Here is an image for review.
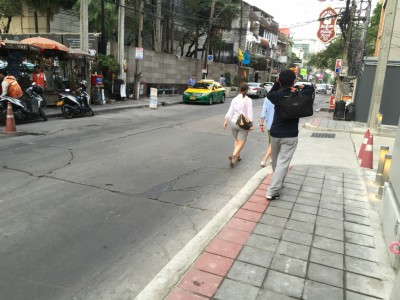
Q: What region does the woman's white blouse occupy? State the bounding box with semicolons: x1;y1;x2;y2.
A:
225;94;253;123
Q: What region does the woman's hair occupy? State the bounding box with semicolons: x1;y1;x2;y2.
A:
278;70;297;87
239;82;249;97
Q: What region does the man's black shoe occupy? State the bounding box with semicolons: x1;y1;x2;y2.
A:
266;194;280;200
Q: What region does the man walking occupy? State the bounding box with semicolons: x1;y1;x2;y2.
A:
265;70;314;200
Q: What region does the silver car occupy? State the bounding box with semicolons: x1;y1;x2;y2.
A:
247;82;267;98
316;84;328;94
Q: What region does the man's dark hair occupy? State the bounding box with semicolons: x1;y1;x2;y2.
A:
0;69;7;76
279;70;296;87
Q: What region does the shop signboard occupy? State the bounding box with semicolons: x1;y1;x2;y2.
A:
335;59;342;73
317;7;338;44
135;47;144;60
63;34;98;51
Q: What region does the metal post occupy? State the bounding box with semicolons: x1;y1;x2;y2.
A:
203;0;216;79
134;0;144;100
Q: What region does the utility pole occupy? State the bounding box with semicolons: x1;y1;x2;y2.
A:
100;0;106;54
80;0;89;53
155;0;162;52
203;0;216;79
358;0;372;68
335;0;356;102
118;0;126;83
134;0;144;100
367;0;398;128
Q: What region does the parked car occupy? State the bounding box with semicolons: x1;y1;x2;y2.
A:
183;80;225;105
296;81;316;100
247;82;267;98
316;83;328;94
262;82;274;92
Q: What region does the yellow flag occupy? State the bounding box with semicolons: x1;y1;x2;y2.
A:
238;48;244;62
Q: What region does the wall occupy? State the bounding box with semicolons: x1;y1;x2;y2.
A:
353;58;400;125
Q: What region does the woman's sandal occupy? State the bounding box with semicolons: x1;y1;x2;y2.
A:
236;155;242;162
229;155;236;168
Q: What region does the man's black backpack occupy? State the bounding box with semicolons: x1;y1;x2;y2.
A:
280;91;314;119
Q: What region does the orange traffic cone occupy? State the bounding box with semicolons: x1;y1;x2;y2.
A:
360;135;373;169
358;130;370;159
4;101;16;134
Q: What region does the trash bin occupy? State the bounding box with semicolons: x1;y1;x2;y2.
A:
345;103;355;121
113;79;125;100
333;100;346;120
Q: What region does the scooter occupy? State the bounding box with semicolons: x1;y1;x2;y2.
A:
0;92;47;123
57;80;94;119
25;83;46;108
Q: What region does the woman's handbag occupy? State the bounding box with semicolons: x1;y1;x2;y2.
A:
236;114;253;130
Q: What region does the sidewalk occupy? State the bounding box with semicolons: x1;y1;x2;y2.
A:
136;114;397;300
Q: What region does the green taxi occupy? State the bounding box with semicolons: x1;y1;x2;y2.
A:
183;80;225;105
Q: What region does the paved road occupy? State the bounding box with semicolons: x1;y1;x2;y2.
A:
0;98;274;300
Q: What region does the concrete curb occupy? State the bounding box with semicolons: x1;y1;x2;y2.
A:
304;123;396;138
45;101;183;119
135;166;271;300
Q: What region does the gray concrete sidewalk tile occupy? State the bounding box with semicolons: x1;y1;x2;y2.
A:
319;201;344;212
260;214;287;228
227;261;267;287
320;195;344;204
298;191;321;201
266;207;291;218
286;220;315;234
292;166;308;171
280;188;300;197
346;291;383;300
318;208;344;220
310;248;343;269
316;216;344;230
258;289;297;300
344;188;367;196
300;186;322;194
269;200;295;210
282;229;313;246
346;273;385;299
322;189;343;197
290;211;317;224
308;263;344;288
322;184;344;192
306;173;325;179
293;204;318;215
283;182;302;191
289;169;307;176
247;234;280;252
270;254;307;278
214;278;260;300
315;225;344;241
344;182;366;190
284;177;304;185
296;197;320;208
345;231;375;247
324;175;343;182
345;256;382;279
254;223;284;239
345;243;379;262
323;179;344;187
276;241;310;260
313;236;344;254
345;206;369;217
345;222;373;236
302;180;323;189
238;246;274;268
304;177;323;184
345;199;368;209
345;193;368;201
279;194;297;203
303;280;343;300
285;174;305;181
264;270;305;298
345;213;371;226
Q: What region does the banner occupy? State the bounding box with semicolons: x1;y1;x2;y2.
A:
317;7;338;44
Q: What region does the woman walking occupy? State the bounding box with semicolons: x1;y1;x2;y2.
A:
223;82;253;168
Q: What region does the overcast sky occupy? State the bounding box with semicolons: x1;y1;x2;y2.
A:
244;0;379;42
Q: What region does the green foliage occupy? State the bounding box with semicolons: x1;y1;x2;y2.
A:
93;54;120;74
0;0;22;33
26;0;75;21
366;1;382;56
224;72;231;87
306;38;343;70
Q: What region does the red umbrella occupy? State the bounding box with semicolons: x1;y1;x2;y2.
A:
20;37;69;52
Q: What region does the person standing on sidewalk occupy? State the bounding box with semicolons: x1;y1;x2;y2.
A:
265;70;314;200
219;74;226;87
188;74;196;87
223;82;253;167
260;96;275;167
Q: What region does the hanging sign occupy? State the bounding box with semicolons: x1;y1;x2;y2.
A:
335;59;342;73
317;7;338;44
135;47;144;60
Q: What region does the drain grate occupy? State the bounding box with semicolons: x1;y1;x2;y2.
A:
311;133;336;138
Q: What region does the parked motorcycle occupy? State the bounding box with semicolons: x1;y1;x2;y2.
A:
0;91;47;123
25;83;46;108
57;80;94;119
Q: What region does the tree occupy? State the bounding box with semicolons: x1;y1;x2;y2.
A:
365;1;382;56
0;0;22;33
307;38;343;70
26;0;76;32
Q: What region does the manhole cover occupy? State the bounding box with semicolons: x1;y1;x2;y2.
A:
311;133;336;138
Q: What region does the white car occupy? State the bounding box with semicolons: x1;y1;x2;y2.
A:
262;82;274;92
246;82;267;98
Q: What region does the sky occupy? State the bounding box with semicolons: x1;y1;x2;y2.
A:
244;0;379;42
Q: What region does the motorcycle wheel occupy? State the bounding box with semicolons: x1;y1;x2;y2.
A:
39;107;47;121
62;105;74;119
89;107;95;116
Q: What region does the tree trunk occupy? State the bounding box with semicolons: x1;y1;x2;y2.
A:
169;0;175;54
34;11;39;33
46;10;51;33
154;0;162;52
194;27;199;59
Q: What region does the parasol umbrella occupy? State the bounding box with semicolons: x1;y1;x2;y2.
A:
20;37;69;52
0;40;40;54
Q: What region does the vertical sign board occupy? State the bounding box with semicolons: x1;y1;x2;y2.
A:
335;59;342;73
149;87;158;109
135;47;144;60
317;7;338;44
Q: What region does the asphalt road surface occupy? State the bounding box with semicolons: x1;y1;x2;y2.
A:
0;93;330;300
